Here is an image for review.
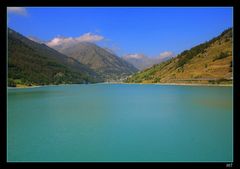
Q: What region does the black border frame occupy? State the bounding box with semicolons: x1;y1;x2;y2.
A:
1;0;239;168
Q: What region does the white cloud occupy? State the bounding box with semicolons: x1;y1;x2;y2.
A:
124;54;145;59
124;51;174;60
46;33;104;47
47;37;74;47
158;51;174;59
7;7;27;16
77;33;104;42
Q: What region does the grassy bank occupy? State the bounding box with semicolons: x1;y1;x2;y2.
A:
120;82;233;87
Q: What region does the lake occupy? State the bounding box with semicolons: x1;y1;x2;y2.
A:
7;84;233;162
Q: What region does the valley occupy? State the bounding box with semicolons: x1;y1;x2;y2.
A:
8;28;233;87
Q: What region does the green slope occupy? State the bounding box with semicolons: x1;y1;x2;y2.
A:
8;28;102;87
125;28;233;85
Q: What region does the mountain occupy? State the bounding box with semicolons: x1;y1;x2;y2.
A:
125;28;233;85
122;53;174;70
122;54;153;70
50;42;138;81
8;28;102;87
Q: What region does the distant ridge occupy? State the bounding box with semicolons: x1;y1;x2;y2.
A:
122;53;173;70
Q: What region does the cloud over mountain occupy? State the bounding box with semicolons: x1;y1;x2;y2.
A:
159;51;174;59
46;33;104;48
123;52;174;70
124;54;145;59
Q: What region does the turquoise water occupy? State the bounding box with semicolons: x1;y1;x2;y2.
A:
7;84;233;162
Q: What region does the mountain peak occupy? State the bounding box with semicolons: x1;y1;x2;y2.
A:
50;40;138;81
8;28;103;86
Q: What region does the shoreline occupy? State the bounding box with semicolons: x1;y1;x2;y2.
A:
120;82;233;87
8;83;73;89
8;82;232;89
8;85;41;89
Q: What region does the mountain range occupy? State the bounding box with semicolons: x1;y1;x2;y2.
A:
7;28;138;87
50;42;138;81
8;27;232;87
122;52;174;70
125;28;232;85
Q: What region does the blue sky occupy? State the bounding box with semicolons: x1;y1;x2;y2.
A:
7;7;233;57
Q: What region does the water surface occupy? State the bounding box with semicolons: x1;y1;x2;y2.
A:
7;84;233;162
